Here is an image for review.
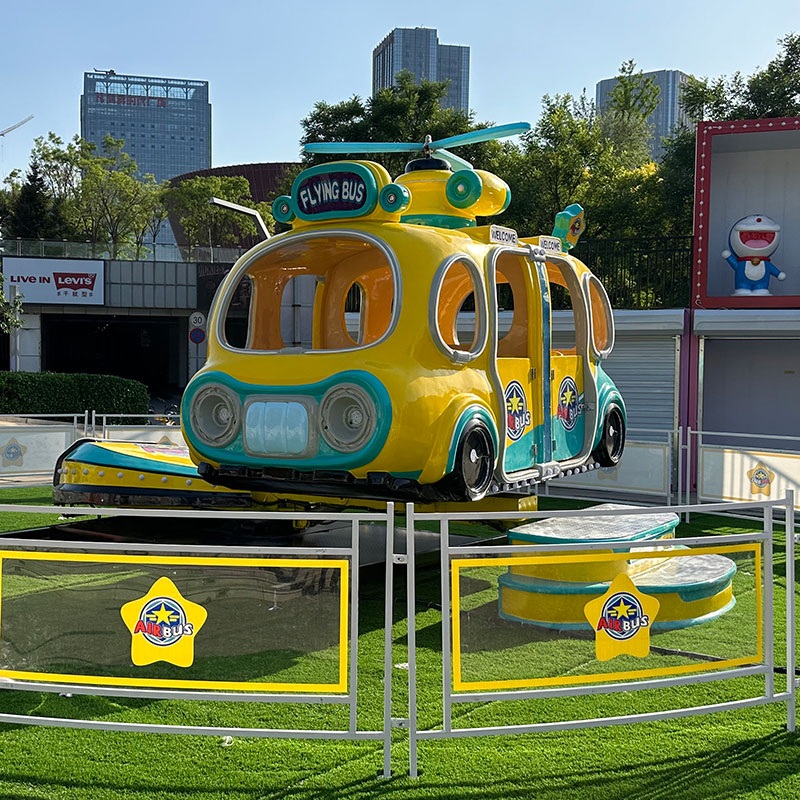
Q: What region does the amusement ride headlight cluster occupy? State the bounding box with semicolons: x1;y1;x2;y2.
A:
319;385;376;453
190;384;241;447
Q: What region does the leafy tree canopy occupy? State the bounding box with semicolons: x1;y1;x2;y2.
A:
166;175;273;248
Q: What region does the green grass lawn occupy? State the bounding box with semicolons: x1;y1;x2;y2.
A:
0;490;797;799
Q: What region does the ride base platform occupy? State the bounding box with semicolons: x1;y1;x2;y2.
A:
498;504;737;631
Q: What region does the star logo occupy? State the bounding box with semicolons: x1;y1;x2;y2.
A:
557;376;581;431
747;462;774;496
507;391;523;413
504;380;531;442
120;577;207;667
1;438;27;468
583;574;659;661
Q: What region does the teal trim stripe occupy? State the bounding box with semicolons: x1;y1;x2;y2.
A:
497;563;736;599
446;406;499;475
400;213;476;229
508;519;679;545
182;369;392;471
64;442;199;477
504;426;536;472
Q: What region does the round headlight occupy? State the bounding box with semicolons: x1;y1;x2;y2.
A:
319;385;376;453
190;384;241;446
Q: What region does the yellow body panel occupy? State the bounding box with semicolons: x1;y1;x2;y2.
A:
179;159;623;502
191;222;500;483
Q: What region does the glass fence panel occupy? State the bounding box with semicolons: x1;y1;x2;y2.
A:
452;542;760;691
0;554;349;692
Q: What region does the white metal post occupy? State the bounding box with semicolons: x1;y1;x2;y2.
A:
764;503;775;699
406;503;418;778
686;427;693;523
348;518;360;734
677;426;683;508
382;502;394;778
666;429;673;507
786;490;796;732
440;518;452;733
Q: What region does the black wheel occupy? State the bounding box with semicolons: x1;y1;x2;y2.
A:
592;404;626;467
451;420;495;501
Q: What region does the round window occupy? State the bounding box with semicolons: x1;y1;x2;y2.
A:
430;256;487;363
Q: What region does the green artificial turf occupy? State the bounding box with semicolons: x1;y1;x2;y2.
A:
0;491;796;799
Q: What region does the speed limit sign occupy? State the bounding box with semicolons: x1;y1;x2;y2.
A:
190;311;206;328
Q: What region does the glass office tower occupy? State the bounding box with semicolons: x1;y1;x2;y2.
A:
80;71;211;245
80;71;211;183
596;69;690;160
372;28;470;112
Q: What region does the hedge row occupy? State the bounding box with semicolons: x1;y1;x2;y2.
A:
0;372;150;416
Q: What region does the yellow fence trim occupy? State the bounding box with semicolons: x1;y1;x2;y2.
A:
451;542;762;692
0;552;350;693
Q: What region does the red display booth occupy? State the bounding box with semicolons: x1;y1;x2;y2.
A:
692;116;800;309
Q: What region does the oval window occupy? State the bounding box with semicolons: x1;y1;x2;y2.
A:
585;274;614;358
430;256;487;362
220;235;397;352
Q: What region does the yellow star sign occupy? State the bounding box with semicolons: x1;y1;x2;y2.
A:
747;462;775;496
120;577;207;668
561;387;575;405
1;438;27;468
583;574;660;661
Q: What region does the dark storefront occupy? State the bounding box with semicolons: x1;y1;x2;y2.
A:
42;315;183;394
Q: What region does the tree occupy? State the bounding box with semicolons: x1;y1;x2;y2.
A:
0;274;24;334
4;160;60;240
655;127;696;235
64;136;152;257
166;175;273;247
300;70;500;178
598;60;661;168
681;33;800;122
130;179;169;257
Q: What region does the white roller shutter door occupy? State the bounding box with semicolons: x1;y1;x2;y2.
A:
552;333;678;432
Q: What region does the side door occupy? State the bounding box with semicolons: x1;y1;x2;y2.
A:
547;259;587;461
493;251;540;474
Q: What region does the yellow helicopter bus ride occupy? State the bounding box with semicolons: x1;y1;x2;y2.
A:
179;123;626;503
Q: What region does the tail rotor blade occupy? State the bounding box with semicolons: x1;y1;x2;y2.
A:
435;149;473;171
430;122;531;150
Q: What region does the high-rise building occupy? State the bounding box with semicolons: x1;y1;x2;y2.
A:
80;71;211;244
595;69;690;160
80;70;211;183
372;28;470;112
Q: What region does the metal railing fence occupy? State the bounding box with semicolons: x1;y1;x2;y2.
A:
405;493;796;777
0;497;794;776
0;237;247;265
0;502;396;776
572;236;693;309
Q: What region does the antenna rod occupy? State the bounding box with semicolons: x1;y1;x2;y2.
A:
209;197;270;241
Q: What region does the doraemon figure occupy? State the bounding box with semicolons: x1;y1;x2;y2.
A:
722;215;786;296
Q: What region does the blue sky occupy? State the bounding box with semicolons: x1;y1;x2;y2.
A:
0;0;796;181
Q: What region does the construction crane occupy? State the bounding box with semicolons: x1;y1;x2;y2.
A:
0;115;34;139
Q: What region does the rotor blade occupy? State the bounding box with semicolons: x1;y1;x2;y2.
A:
429;122;532;150
435;148;473;171
0;114;34;138
304;141;422;154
